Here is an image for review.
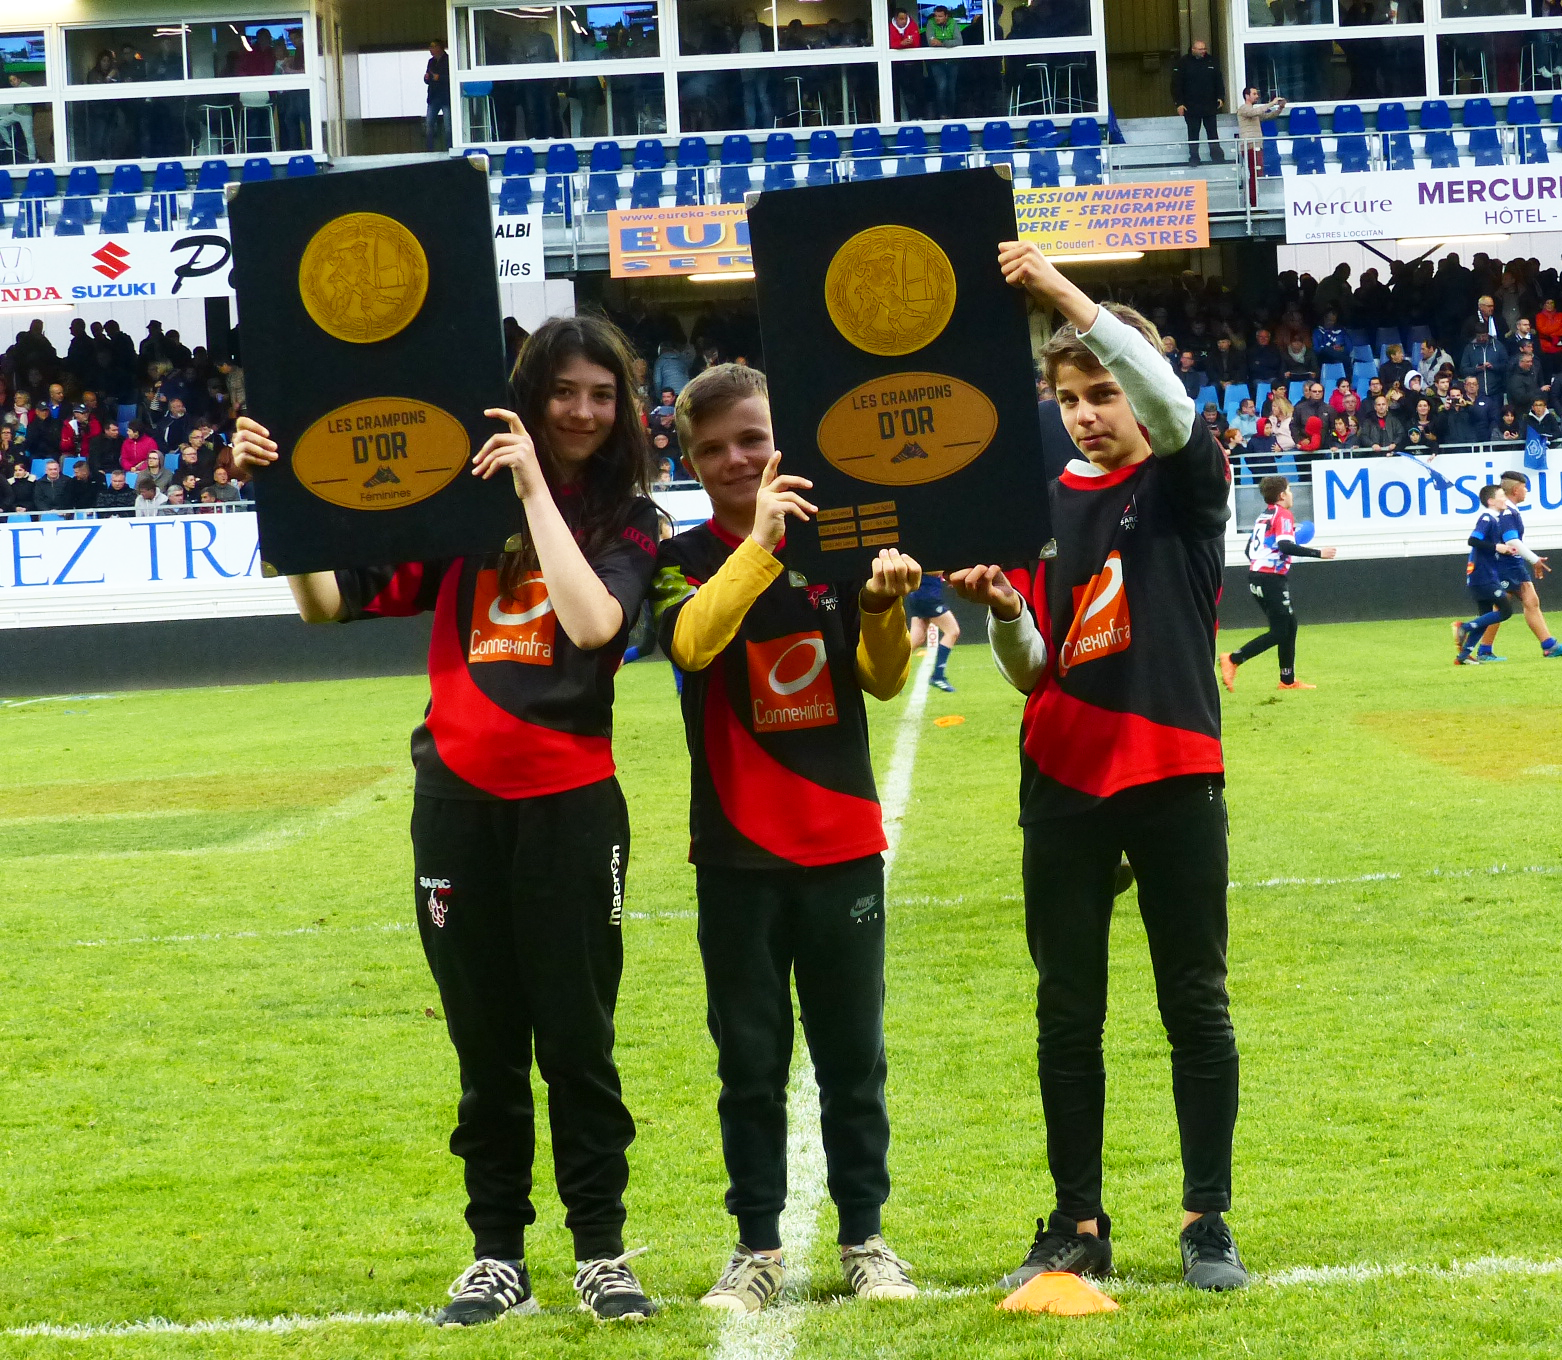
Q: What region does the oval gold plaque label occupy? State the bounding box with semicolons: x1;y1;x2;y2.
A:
816;373;997;486
292;398;470;511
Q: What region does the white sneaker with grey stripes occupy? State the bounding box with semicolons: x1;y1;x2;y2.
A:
700;1244;785;1314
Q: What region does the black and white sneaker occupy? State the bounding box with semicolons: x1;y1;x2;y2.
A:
433;1258;538;1327
574;1247;657;1321
998;1211;1112;1290
1179;1212;1249;1291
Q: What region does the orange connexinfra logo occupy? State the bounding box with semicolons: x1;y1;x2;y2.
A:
1059;551;1130;675
468;569;556;665
746;631;839;732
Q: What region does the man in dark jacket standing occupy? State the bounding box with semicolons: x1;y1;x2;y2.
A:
424;38;451;152
1172;39;1225;166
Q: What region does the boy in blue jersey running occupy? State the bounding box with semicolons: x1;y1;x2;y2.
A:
906;573;961;692
1454;485;1522;666
1474;470;1558;661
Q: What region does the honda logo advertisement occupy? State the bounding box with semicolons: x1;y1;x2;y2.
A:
0;232;235;305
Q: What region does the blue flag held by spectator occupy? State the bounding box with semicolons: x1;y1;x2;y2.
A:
1526;423;1549;471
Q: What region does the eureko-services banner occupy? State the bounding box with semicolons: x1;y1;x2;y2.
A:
1282;165;1562;244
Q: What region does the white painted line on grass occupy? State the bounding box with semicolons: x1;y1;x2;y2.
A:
0;692;123;709
1231;863;1562;891
712;645;937;1360
12;1255;1562;1337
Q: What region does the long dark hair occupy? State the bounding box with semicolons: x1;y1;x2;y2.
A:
500;314;651;589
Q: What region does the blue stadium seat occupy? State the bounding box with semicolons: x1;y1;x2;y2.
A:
1425;130;1459;169
30;459;48;478
588;142;623;213
66;165;99;198
938;123;971;172
544;143;578;217
1287;381;1307;403
1462;97;1495;128
1070;147;1102;184
1470;126;1502;167
500;176;533;214
1277;452;1300;481
981;120;1014;168
1286;105;1322;137
763;132;797;192
15;167;56;238
1029;148;1060;187
895;125;927;176
1261;126;1281;176
1223;382;1251;412
1026;119;1061;147
630;140;664;206
1385;131;1415;171
1253;381;1271;411
1292;137;1326;175
1348;328;1371;349
145;196;176;232
240;157;273;183
807;129;840;186
505;146;537;177
1508;95;1540;126
62;457;83;477
196;159;229;190
286;155;317;177
1069;117;1102;147
1237;457;1254;486
1332;104;1366;135
1550;94;1562;124
1520;125;1550;165
188;191;224;229
1195;384;1219;412
1419;99;1452;130
101;195;136;233
1337;134;1369;172
109;164;141;196
1407;324;1433;349
1321;362;1346;390
675;136;708;205
151;161;185;193
1353;361;1379;395
719;136;753;202
850;127;885;180
1374;327;1400;360
58;166;98;235
1376;102;1410;133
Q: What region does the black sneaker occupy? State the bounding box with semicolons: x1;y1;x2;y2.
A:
575;1247;657;1321
998;1211;1112;1289
434;1258;539;1326
1180;1212;1249;1291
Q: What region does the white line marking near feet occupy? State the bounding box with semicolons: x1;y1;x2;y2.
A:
1230;863;1562;891
712;646;937;1360
5;1311;428;1339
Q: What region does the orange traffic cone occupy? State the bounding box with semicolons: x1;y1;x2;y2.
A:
998;1272;1120;1316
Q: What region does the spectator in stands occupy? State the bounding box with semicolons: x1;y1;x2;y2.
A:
1323;413;1355;452
43;382;66;420
1292;381;1329;444
121;419;157;474
1535;299;1562;383
1159;334;1180;365
1359;394;1403;453
1404;399;1439;453
1267;392;1297;451
1328;376;1353;412
144;449;173;493
58;404;100;459
1281;337;1318;385
1461;294;1500;348
1444;382;1491;446
1460;330;1507;399
68;458;98;511
209;465;240;503
177;470;202;503
33;459;72;512
1233;396;1258;440
1493;404;1525;444
1295;415;1324;463
1506;348;1544;413
1200;402;1223;440
157;397;193;452
888;6;921;48
1205;334;1246;396
1527;395;1561;442
7;389;33;442
1312;310;1350;376
1246;417;1278;477
98;468;135;512
88;419;121;479
1175;350;1205;399
172;441;213;486
0;424;16;476
4;459;34;513
25;403;61;461
160;484;188;514
1507;314;1537;352
133;473;167;516
1247;326;1283;386
1379;343;1412;391
423;38;451;152
1235;86;1284;201
1171;38;1224;166
1417;338;1454;388
1313;263;1353;323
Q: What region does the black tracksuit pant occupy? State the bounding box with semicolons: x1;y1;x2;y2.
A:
1184;108;1223;161
1232;573;1297;676
411;779;636;1263
1021;775;1237;1222
696;855;890;1251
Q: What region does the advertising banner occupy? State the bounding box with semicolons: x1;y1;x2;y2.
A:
0;230;235;305
607;204;751;278
1282;165;1562;244
1014;180;1209;254
491;210;545;282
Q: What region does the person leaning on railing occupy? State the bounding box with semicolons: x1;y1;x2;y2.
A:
1235;87;1285;200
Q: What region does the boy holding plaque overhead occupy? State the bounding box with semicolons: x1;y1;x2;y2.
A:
232;316;662;1326
950;242;1247;1293
651;363;921;1312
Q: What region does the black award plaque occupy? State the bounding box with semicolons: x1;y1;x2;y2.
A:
747;166;1049;580
230;158;518;576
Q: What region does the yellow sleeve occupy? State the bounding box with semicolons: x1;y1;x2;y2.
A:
669;536;783;672
855;597;910;701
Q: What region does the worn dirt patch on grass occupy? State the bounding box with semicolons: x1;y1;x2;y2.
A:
1356;708;1562;780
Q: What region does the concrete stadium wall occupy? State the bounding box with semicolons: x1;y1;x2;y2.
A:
1;555;1471;696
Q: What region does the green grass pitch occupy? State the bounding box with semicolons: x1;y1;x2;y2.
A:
2;616;1560;1357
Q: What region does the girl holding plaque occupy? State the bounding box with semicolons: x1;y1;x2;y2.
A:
232;315;662;1327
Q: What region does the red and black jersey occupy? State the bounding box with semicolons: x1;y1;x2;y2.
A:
1008;422;1231;822
653;521;885;869
336;496;660;801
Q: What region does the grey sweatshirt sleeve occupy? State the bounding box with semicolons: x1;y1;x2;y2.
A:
1077;305;1198;456
988;606;1047;694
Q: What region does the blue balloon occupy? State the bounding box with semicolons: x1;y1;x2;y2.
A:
1295;521;1316;545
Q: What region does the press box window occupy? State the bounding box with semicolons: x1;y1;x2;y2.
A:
471;4;661;63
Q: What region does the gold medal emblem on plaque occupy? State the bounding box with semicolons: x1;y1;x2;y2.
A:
824;226;957;357
298;212;429;344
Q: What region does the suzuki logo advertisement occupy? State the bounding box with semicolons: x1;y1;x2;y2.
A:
0;232;235;304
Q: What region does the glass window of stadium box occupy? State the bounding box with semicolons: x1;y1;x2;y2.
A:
1246;36;1426;101
1439;0;1526;15
1244;0;1336;29
471;3;661;64
678;60;879;130
892;49;1095;119
186;20;308;78
62;21;304;85
478;72;666;137
65;90;313;160
1339;0;1425;22
0;31;48;88
0;101;54;165
998;0;1091;39
1438;29;1562;93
